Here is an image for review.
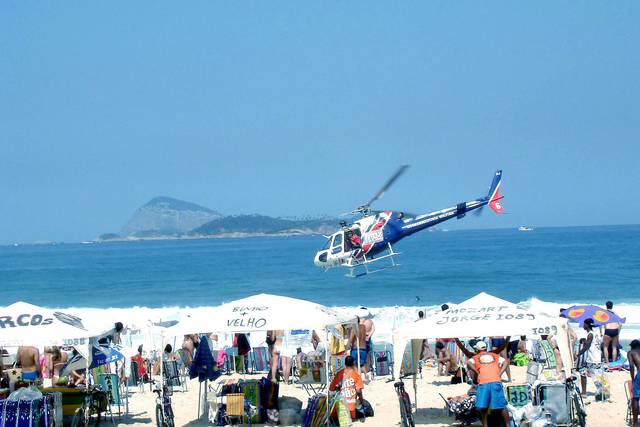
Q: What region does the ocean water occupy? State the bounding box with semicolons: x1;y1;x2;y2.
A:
1;225;639;342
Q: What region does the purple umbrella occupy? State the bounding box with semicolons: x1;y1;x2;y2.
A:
560;305;625;326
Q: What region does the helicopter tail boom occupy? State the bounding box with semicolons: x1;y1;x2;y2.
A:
487;170;504;214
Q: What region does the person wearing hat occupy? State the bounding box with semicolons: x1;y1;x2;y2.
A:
466;341;511;427
628;339;640;427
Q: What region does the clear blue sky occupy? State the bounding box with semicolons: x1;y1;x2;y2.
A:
1;2;638;243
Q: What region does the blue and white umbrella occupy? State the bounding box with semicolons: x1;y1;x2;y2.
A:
61;341;126;376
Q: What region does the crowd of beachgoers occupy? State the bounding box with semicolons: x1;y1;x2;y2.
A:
1;298;639;427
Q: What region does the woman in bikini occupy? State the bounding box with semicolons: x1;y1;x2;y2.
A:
603;300;621;363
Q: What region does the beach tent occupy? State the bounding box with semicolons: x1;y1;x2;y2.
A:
162;293;351;337
162;293;353;420
0;301;95;347
392;292;573;382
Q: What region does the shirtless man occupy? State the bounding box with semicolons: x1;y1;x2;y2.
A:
435;342;453;376
629;340;640;427
348;317;369;377
363;316;375;378
603;301;622;363
17;346;40;382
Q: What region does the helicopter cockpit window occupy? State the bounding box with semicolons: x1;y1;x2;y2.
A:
322;237;332;250
333;233;343;249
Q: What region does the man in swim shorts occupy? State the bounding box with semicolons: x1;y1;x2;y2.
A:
348;317;369;379
603;300;622;363
16;346;40;382
466;341;510;427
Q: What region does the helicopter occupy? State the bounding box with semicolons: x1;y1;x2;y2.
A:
313;166;504;277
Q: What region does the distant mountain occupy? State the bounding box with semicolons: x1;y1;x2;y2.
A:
121;196;223;236
191;214;337;236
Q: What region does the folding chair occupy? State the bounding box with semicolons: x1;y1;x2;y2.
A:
128;360;144;392
98;372;122;422
400;343;419;379
163;360;187;392
297;354;327;396
506;383;532;408
373;350;393;378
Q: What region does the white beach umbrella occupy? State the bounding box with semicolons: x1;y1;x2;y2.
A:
0;301;96;347
162;293;350;338
392;292;572;380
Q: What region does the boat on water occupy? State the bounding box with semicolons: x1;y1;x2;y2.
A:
518;226;534;232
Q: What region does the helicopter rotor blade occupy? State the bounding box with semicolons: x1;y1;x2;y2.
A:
364;165;410;208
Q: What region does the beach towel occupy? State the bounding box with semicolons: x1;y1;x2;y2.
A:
540;341;557;369
163;361;182;387
189;336;219;382
330;354;346;375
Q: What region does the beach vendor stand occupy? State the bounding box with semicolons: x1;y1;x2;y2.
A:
161;293;354;424
392;292;573;412
0;301;100;425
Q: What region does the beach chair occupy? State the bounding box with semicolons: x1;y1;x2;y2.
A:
625;380;633;425
297;354;327;396
98;372;122;421
400;343;420;379
373;350;393;378
163;360;187;393
128;360;144;392
506;383;532;408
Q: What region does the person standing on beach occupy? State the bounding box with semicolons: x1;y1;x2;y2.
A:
363;315;375;380
348;317;369;378
603;300;622;363
629;340;640;427
575;318;603;396
16;346;40;382
466;341;511;427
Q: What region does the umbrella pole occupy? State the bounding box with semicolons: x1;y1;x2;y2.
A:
325;328;330;427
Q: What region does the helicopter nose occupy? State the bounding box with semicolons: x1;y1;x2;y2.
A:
314;250;328;267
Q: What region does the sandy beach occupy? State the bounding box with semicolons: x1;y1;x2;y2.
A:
119;365;632;426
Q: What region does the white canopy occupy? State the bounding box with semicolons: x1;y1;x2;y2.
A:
0;301;95;347
392;292;572;380
162;293;349;338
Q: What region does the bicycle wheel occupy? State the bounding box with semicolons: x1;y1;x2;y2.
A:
398;391;415;427
71;407;86;427
165;406;175;427
572;393;586;427
156;404;165;427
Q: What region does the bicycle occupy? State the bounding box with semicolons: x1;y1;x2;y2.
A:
565;376;586;427
70;387;108;427
394;381;415;427
153;381;175;427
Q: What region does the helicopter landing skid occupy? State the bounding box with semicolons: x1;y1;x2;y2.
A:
343;243;400;278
